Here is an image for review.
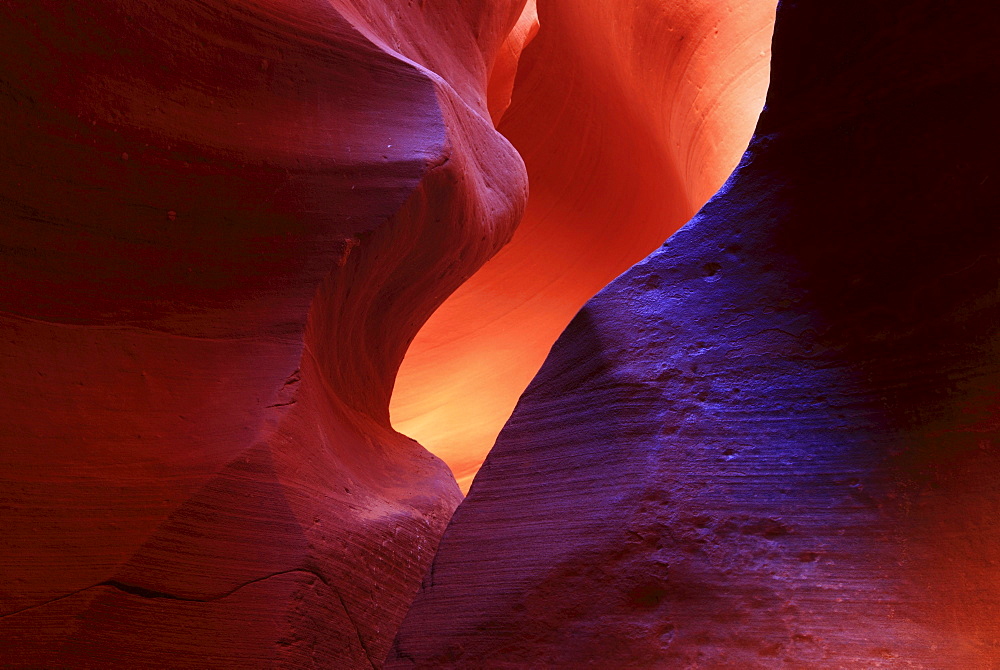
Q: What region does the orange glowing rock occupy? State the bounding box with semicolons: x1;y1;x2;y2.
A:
487;0;540;124
391;0;777;491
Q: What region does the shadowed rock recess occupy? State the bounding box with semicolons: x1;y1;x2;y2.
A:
387;1;1000;668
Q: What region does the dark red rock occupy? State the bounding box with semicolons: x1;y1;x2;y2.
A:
387;1;1000;667
0;1;527;667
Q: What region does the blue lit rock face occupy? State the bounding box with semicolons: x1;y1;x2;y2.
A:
387;1;1000;667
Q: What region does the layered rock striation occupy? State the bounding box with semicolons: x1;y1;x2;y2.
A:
0;1;527;667
388;0;1000;667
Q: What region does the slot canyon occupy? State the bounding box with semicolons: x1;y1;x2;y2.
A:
0;1;997;669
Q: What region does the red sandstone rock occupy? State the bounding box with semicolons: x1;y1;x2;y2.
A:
391;0;776;491
0;1;527;667
486;0;539;124
387;1;1000;667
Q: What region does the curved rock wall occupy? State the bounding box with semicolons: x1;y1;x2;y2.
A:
391;0;777;491
7;0;997;667
0;1;526;667
388;0;1000;667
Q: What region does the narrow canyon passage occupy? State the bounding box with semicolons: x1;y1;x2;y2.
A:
388;0;1000;666
0;0;780;660
2;0;998;668
391;0;777;492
